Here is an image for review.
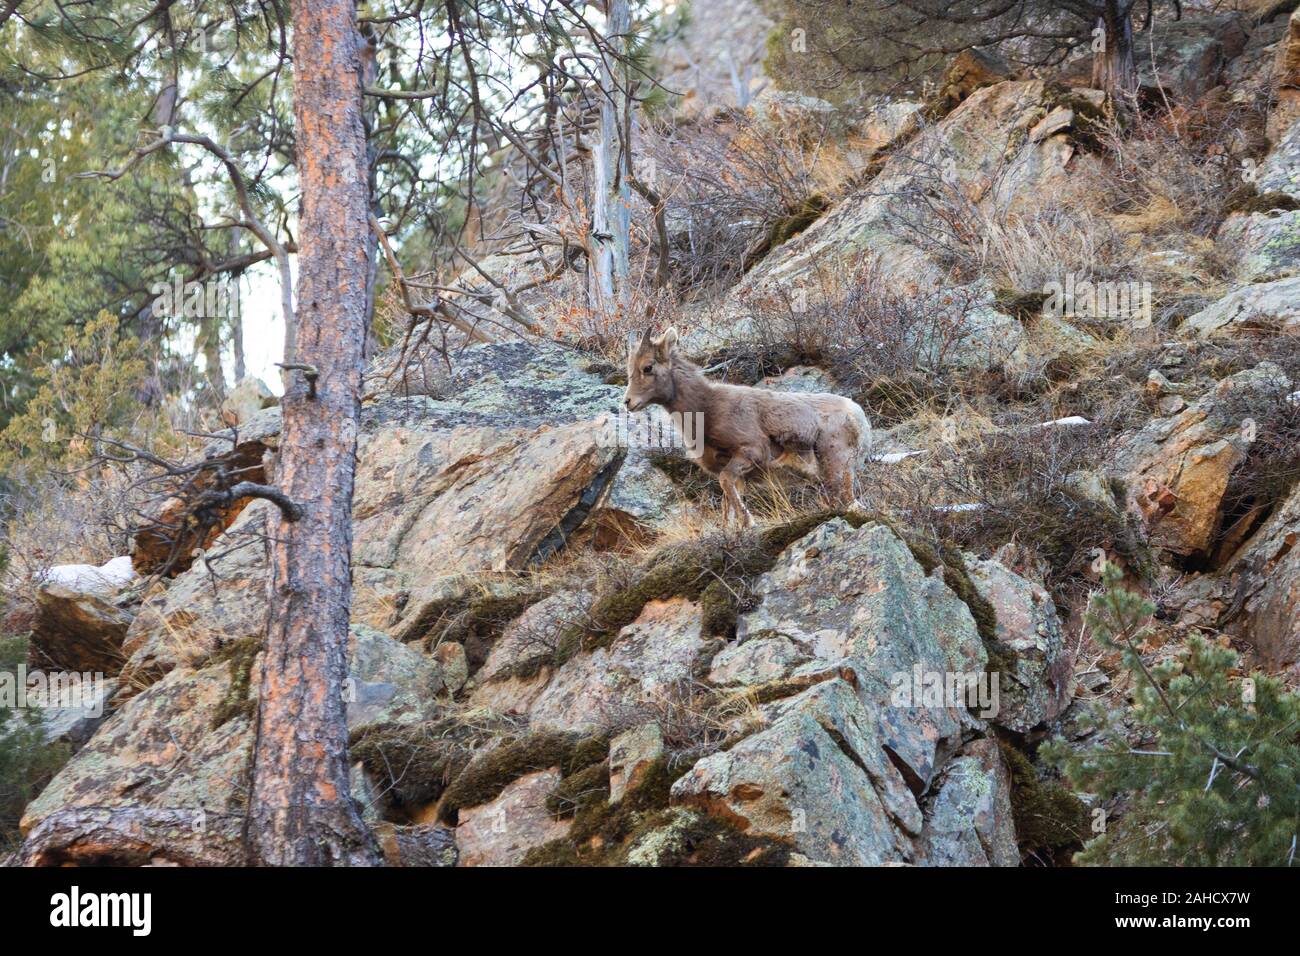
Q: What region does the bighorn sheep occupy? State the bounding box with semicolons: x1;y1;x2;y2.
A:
623;327;872;527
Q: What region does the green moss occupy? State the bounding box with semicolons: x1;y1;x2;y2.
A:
1040;82;1112;152
349;719;487;813
994;287;1050;323
438;729;609;822
483;651;554;685
997;737;1089;863
211;636;261;729
622;808;792;866
546;760;611;817
521;752;792;866
768;193;831;248
410;588;550;674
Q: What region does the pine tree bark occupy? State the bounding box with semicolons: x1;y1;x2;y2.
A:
246;0;381;867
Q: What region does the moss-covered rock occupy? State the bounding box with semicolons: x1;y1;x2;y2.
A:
438;729;609;822
520;751;793;867
210;636;261;729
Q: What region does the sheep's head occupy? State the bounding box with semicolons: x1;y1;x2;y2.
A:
623;327;678;412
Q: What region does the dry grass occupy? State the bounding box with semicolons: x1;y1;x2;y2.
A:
609;677;767;757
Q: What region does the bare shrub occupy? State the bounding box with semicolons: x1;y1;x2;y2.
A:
0;468;147;630
1216;383;1300;557
1099;92;1272;239
739;255;996;422
643;107;842;294
866;415;1153;598
609;677;763;759
881;125;1134;292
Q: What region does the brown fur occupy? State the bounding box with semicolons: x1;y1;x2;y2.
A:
624;328;872;527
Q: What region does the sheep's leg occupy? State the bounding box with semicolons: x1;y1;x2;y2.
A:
816;437;856;509
772;446;820;480
718;471;736;526
719;456;757;529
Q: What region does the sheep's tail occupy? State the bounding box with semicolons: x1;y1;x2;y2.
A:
851;400;873;463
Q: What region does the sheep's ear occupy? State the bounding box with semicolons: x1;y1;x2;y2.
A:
627;329;642;357
655;326;678;359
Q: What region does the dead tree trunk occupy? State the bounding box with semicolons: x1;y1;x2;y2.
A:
588;0;631;319
1091;2;1138;99
245;0;381;867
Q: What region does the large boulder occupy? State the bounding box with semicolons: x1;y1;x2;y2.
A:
1193;117;1300;332
455;768;572;867
1135;15;1246;102
737;518;986;786
35;677;119;750
524;597;711;733
1218;209;1300;285
1110;362;1293;558
732;80;1088;302
120;343;636;686
966;557;1072;732
30;585;133;675
1183;274;1300;336
120;500;279;686
21;656;255;840
1199;476;1300;668
30;556;137;675
1213;117;1300;289
219;376;277;427
728;80;1112;371
356;412;621;642
368;339;620;421
671;678;922;865
915;738;1018;867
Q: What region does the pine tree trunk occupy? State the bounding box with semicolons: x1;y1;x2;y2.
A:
246;0;381;867
588;0;631;319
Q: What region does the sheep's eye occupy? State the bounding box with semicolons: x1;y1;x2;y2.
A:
642;364;654;375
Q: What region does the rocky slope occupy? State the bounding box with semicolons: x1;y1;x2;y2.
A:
12;3;1300;866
